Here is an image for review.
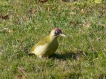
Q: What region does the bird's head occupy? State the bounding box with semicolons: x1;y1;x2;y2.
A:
50;28;66;37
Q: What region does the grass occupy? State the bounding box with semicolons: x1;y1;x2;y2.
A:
0;0;106;79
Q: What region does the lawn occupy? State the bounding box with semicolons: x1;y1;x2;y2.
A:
0;0;106;79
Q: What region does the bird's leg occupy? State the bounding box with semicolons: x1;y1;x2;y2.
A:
38;55;43;59
37;55;49;59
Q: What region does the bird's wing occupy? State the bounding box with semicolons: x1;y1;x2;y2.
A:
30;35;49;53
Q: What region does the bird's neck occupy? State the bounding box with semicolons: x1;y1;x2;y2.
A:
49;34;57;42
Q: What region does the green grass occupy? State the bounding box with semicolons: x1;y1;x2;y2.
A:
0;0;106;79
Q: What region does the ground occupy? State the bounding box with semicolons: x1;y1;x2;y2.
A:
0;0;106;79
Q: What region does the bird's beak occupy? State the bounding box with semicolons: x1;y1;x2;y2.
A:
60;33;66;37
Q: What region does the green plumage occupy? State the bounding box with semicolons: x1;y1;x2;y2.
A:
30;35;58;58
29;28;65;58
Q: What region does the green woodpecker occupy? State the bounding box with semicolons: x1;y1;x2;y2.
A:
29;28;66;58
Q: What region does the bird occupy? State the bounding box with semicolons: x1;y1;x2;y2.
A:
29;28;66;58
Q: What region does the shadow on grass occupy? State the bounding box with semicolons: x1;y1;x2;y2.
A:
49;51;79;60
99;74;106;79
50;51;99;60
28;51;78;60
27;48;99;61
